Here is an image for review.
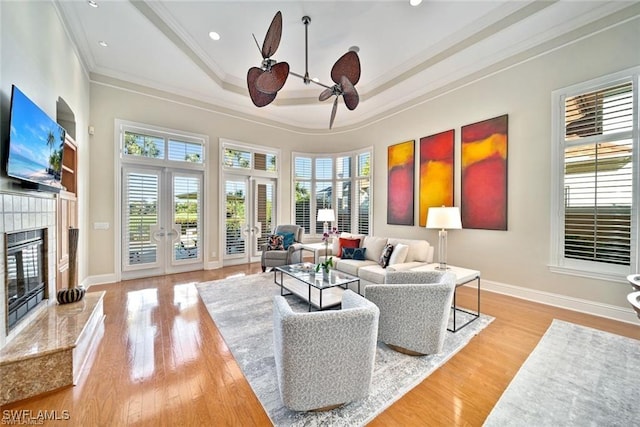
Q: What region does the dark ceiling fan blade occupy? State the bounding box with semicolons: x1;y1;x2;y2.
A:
255;62;289;94
247;67;276;107
331;51;361;86
329;96;339;129
318;87;334;102
261;11;283;59
341;76;359;111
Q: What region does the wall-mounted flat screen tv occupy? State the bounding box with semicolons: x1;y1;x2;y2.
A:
6;85;65;192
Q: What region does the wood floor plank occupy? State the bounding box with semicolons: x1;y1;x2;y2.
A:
1;263;638;426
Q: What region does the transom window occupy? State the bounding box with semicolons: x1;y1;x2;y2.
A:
123;128;204;165
293;149;371;236
551;68;639;280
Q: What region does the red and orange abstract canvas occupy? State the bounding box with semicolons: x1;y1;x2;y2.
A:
387;140;415;225
419;130;454;227
461;115;508;230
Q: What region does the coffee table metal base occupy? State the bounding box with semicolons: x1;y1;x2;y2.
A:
274;267;359;311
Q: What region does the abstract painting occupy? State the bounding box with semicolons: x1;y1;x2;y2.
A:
419;130;455;227
461;115;508;230
387;140;415;225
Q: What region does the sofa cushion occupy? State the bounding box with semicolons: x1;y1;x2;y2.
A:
337;237;361;257
362;236;389;262
387;238;431;262
358;264;387;284
386;262;428;272
334;259;377;276
379;243;394;268
277;231;295;249
342;247;367;260
266;234;284;250
388;243;409;265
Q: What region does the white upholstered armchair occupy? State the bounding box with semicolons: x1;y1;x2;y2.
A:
365;270;455;355
261;224;304;272
272;290;379;412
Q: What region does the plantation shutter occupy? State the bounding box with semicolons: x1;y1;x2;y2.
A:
336;156;351;233
562;81;634;266
357;152;371;235
124;171;159;267
173;175;201;260
295;157;312;233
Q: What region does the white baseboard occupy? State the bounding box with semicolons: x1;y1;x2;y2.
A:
82;274;118;289
205;260;222;270
481;279;640;325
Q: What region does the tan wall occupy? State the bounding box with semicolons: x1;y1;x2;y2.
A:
87;16;640;312
0;1;91;285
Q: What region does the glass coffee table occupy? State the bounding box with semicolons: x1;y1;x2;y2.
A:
274;263;360;311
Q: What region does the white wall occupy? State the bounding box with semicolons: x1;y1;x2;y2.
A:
86;14;639;317
0;2;91;285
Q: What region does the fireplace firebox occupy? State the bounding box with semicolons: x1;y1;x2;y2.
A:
5;229;46;331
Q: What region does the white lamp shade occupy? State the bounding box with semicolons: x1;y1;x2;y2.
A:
317;209;335;222
426;207;462;230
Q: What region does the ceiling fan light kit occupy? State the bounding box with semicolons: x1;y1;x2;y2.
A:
247;11;361;129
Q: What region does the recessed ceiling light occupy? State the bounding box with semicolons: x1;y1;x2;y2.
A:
98;41;108;47
88;0;98;8
208;31;221;41
410;0;422;6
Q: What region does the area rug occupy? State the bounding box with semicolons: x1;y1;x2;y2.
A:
196;273;493;426
484;319;640;426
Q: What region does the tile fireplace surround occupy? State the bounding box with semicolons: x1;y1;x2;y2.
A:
0;192;57;348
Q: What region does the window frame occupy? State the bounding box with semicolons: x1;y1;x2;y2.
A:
550;67;639;282
292;148;373;238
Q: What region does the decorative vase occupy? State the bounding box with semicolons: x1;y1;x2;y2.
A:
57;227;85;305
322;267;330;282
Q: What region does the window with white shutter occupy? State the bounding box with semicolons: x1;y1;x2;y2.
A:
551;69;638;280
293;148;372;237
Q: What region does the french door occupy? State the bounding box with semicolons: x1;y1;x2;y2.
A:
223;175;276;265
122;165;203;279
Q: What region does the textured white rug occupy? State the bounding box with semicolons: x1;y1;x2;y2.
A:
484;319;640;426
196;272;493;426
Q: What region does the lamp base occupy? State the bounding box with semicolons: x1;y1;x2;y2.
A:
435;265;450;270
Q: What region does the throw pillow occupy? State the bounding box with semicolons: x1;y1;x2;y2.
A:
342;247;367;260
337;237;360;257
379;243;394;268
277;231;295;249
388;243;409;265
266;234;284;251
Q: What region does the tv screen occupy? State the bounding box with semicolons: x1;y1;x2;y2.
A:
6;85;65;191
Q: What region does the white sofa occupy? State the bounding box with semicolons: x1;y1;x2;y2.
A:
324;233;435;293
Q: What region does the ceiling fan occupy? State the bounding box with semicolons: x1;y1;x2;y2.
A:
247;11;361;129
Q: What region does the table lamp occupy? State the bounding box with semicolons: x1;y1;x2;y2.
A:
426;206;462;270
317;209;335;234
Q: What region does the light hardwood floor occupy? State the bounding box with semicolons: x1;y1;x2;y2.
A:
2;263;639;426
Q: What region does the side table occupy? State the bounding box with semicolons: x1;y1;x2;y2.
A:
411;263;481;332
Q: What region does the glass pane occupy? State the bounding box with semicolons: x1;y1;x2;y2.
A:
254;153;277;172
125;172;158;265
295;157;312;179
336;180;351;233
295;181;311;233
168;139;203;163
564;140;632;265
174;175;200;260
256;182;274;252
357;178;370;235
124;131;164;159
316;158;332;180
224;149;251;169
565;82;633;140
225;181;246;255
336;156;351;178
315;182;333;234
358;152;371;177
